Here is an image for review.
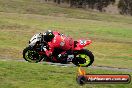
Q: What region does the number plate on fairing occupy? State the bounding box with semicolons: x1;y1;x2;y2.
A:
80;40;87;45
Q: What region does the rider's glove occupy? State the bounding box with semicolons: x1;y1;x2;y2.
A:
43;47;47;51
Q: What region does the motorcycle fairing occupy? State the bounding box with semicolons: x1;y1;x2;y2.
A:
74;40;92;50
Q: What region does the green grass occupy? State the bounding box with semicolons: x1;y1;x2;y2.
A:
0;0;132;24
0;61;131;88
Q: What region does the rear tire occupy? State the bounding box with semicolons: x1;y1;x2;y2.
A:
73;49;94;67
23;46;43;63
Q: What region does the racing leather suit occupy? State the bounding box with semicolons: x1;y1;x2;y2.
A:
44;31;74;58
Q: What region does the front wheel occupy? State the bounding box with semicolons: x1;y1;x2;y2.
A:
73;49;94;67
23;46;43;63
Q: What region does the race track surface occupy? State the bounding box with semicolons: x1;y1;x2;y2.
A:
1;59;132;72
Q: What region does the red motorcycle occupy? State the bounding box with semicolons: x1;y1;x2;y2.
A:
23;33;94;67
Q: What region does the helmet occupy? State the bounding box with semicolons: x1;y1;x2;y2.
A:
43;30;54;42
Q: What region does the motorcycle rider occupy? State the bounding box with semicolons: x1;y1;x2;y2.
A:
41;30;74;63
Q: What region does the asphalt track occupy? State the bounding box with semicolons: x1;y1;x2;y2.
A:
1;59;132;72
42;62;132;72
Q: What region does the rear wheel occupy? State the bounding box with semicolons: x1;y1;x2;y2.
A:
23;46;43;63
73;49;94;67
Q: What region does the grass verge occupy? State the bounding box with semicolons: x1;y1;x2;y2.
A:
0;60;131;88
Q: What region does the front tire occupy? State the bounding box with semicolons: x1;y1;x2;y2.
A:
73;49;94;67
23;46;43;63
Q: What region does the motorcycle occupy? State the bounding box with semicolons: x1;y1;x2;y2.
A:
23;33;94;67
